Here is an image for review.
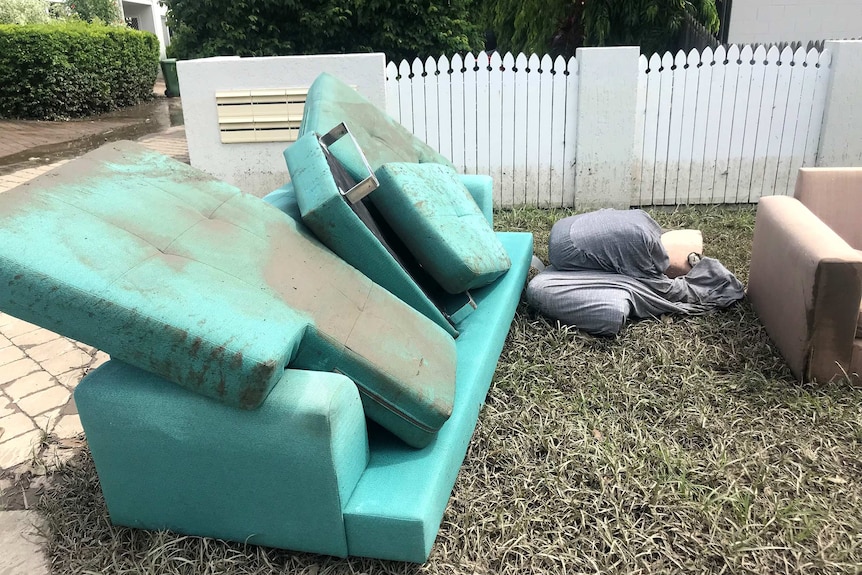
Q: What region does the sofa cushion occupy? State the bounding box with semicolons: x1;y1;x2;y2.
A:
373;163;511;294
661;229;703;278
299;72;454;181
0;141;455;447
284;133;457;338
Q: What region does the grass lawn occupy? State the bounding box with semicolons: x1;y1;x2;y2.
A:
39;206;862;574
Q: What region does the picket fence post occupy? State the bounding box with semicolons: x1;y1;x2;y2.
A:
573;47;641;209
816;40;862;167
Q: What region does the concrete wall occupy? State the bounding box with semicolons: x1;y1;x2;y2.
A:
177;54;386;196
816;41;862;167
574;47;640;209
728;0;862;45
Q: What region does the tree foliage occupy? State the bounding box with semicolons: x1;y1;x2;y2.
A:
65;0;122;24
484;0;719;57
165;0;483;62
0;0;50;25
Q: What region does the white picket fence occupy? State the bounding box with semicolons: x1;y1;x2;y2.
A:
385;46;834;207
385;52;579;208
635;45;833;206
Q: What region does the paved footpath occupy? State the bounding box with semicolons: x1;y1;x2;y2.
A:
0;126;189;472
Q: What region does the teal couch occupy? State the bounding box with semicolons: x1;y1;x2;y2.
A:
0;72;533;562
70;165;532;561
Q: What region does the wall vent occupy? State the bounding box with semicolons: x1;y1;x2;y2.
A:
216;88;307;144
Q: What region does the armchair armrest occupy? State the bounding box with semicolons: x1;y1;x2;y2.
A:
749;196;862;382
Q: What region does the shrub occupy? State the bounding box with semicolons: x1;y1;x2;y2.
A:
0;21;159;119
0;0;50;25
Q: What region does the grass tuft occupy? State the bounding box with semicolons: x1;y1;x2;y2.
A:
39;206;862;574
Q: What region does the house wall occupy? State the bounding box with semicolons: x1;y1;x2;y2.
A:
122;0;168;58
728;0;862;44
177;54;386;197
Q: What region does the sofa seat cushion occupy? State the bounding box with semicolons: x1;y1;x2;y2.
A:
299;73;454;181
0;141;455;447
373;163;511;294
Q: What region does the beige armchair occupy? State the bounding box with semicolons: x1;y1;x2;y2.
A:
749;168;862;383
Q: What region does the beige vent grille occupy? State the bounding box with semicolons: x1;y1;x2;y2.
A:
216;88;308;144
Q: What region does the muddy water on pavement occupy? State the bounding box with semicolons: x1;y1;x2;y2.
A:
0;97;184;176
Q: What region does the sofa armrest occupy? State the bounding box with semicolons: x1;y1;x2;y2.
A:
75;362;369;557
458;174;494;226
749;196;862;382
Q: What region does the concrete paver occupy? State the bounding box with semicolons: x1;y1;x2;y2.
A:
0;359;40;387
17;387;71;419
0;347;25;368
0;413;36;441
4;373;56;403
0;511;49;575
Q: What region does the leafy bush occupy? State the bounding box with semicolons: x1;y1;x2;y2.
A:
0;0;50;25
65;0;121;24
164;0;482;62
0;21;159;119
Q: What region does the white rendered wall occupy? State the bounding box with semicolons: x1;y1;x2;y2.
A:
574;47;640;209
177;54;386;197
816;41;862;167
728;0;862;45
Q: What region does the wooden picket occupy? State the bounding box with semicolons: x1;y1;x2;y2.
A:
385;51;579;207
384;46;831;207
635;45;833;205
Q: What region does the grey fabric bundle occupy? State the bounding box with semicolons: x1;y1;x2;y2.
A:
527;210;745;336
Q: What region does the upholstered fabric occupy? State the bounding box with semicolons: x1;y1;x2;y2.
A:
0;142;457;447
73;231;535;563
373;163;510;294
284;133;457;339
795;167;862;249
749;195;862;382
299;72;455;181
76;364;369;558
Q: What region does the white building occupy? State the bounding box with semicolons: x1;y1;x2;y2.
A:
120;0;170;58
727;0;862;45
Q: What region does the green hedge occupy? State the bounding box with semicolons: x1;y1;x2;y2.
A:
0;22;159;120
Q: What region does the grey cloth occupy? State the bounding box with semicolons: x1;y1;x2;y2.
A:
549;209;669;278
528;210;745;336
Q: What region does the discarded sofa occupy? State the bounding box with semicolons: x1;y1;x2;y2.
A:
0;73;532;563
749;167;862;383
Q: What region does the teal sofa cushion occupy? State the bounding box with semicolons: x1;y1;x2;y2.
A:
284;133;457;338
373;163;511;294
0;141;456;447
299;72;454;181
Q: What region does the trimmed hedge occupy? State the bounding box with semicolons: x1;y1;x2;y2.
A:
0;22;159;120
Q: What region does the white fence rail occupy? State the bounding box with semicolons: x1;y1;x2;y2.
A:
636;45;832;206
386;46;835;207
385;52;579;208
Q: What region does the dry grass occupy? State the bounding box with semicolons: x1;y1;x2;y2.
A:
40;206;862;574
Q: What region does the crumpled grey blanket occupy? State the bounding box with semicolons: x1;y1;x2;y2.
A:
526;209;745;336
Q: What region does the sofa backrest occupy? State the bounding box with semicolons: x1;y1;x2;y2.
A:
795;167;862;250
